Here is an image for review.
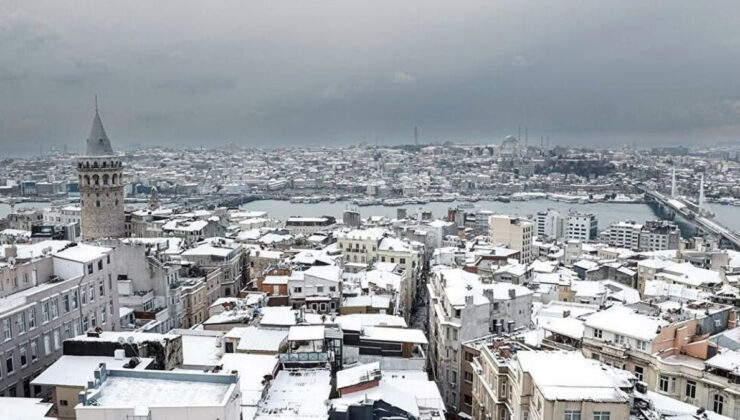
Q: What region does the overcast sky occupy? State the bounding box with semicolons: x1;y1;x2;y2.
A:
2;0;740;155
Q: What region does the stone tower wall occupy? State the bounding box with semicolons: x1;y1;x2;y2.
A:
78;157;125;240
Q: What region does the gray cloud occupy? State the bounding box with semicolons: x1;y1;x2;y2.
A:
1;0;740;155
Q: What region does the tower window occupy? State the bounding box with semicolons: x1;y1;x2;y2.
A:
96;201;101;207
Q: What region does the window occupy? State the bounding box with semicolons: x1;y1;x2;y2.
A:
28;309;36;330
659;375;669;392
464;371;474;382
5;352;14;374
464;394;472;406
615;334;625;344
316;286;324;293
636;340;648;351
42;301;50;323
565;411;581;420
634;366;644;381
685;380;696;399
62;295;70;313
593;329;603;338
19;345;27;367
81;288;87;305
101;306;107;325
43;334;51;356
17;313;25;335
713;394;724;415
99;282;105;297
87;264;93;274
293;287;302;293
90;311;97;328
593;412;610;420
97;260;103;271
23;273;29;284
50;299;58;319
30;340;38;361
72;291;79;309
53;330;61;350
2;318;11;340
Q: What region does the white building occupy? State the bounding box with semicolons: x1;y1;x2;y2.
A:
566;211;598;242
535;208;563;240
604;220;642;249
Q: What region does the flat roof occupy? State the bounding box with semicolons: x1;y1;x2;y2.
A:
0;398;53;420
236;327;288;352
32;356;153;387
288;325;325;341
92;374;231;407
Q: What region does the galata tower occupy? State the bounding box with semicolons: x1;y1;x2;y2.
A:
77;99;125;240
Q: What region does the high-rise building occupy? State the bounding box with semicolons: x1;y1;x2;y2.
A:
535;208;563;240
489;215;534;264
565;211;598;242
77;102;125;241
604;220;643;249
639;220;680;251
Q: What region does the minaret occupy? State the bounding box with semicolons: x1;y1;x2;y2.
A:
698;174;705;215
77;98;125;241
671;167;677;197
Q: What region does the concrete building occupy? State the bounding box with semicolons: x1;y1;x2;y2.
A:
75;364;241;420
535;208;564;240
181;237;247;297
77;103;125;241
471;348;636;420
604;220;643;249
0;241;119;398
489;215;534;264
427;267;532;412
638;220;680;251
565;211;598;242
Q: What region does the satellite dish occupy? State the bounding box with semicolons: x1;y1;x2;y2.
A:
117;337;126;345
126;336;135;345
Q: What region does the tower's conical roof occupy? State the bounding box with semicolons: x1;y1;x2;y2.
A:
86;100;114;156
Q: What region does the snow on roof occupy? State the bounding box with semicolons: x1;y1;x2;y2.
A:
540;317;585;340
362;327;428;344
304;265;342;282
0;398;53;420
219;353;278;406
236;327;288;352
343;295;391;309
181;334;224;367
163;219;208;232
92;372;231;407
584;305;668;341
705;349;740;372
647;391;732;420
0;240;71;260
334;314;407;332
336;362;381;389
255;368;331;420
362;270;401;290
332;373;444;418
263;275;289;285
516;351;631;403
68;331;179;345
288;325;325;341
31;356;153;387
378;236;413;252
337;228;385;241
53;243;110;263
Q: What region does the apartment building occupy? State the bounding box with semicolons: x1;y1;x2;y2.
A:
0;241;119;397
565;211;598;242
181;237;247;297
472;348;635;420
489;215;534;264
604;220;643;249
638;220;680;251
284;216;336;235
336;228;385;267
581;302;738;418
535;208;564;240
427;267;532;412
288;265;342;313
